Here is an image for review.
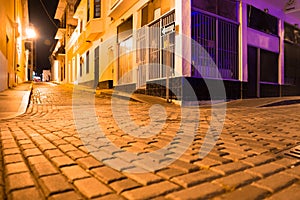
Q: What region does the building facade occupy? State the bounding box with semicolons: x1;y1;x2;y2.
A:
52;0;300;100
51;0;77;83
0;0;30;91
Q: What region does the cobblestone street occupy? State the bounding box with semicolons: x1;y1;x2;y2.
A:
1;82;300;199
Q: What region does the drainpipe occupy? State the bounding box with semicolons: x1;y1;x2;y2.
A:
166;66;170;102
13;0;17;86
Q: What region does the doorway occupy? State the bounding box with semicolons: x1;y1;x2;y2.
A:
94;46;100;88
247;46;259;98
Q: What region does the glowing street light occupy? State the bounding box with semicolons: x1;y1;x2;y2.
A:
26;27;37;39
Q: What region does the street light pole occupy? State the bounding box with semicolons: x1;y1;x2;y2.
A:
25;26;37;81
31;39;34;81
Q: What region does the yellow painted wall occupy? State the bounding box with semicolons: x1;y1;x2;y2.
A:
64;0;175;86
0;0;14;89
0;0;29;90
99;0;174;86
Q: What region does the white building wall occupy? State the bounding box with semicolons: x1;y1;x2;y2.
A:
76;41;102;85
42;70;51;82
176;0;191;77
53;60;59;82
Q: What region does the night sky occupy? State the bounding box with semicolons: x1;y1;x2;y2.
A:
28;0;59;75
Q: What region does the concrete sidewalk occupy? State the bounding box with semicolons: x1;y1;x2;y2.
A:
55;81;300;108
0;82;32;120
97;88;300;108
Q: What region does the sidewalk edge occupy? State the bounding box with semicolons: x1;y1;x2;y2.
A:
17;82;33;116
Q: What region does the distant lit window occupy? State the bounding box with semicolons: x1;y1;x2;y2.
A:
94;0;101;18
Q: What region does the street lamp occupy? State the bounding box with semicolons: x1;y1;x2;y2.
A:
25;26;37;81
26;27;37;39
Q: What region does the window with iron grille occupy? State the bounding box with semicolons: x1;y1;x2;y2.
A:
94;0;101;18
136;26;147;88
191;11;239;80
148;11;175;80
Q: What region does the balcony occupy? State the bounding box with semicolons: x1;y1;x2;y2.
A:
108;0;140;19
54;0;67;20
67;0;78;26
67;27;79;50
53;41;65;58
85;18;105;41
74;0;87;19
74;0;81;14
55;28;66;40
74;31;92;54
67;16;78;27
